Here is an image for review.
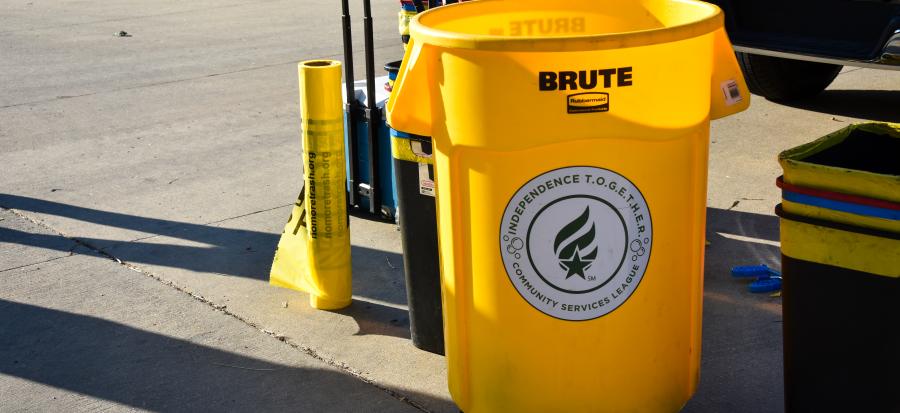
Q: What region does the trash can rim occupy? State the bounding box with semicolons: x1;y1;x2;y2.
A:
410;0;723;52
300;59;341;69
778;122;899;173
778;122;900;203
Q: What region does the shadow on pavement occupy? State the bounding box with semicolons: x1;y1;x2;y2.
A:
780;89;900;123
684;207;784;413
3;194;792;411
0;194;408;307
0;299;434;412
336;300;412;340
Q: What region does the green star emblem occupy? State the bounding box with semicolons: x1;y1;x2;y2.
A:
560;248;591;279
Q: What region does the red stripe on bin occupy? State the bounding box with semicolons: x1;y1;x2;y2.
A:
776;176;900;211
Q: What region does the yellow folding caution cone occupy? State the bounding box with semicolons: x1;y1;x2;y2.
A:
270;60;352;310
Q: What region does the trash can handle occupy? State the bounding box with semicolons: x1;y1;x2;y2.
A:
709;28;750;120
387;37;434;136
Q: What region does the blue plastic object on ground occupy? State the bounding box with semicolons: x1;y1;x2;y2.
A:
749;277;783;293
732;265;783;293
731;264;782;278
731;265;771;278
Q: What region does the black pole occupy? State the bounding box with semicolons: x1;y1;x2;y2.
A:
363;0;380;215
341;0;359;207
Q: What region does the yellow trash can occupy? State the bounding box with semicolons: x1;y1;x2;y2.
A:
387;1;749;411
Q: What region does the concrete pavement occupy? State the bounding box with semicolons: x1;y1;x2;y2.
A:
0;209;421;412
2;0;898;411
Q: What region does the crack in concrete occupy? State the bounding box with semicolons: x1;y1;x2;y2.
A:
0;0;286;35
839;67;866;75
0;253;75;274
124;203;291;244
1;207;432;412
0;60;298;110
205;203;292;226
0;45;397;110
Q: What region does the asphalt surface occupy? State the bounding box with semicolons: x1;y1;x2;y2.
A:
2;0;898;411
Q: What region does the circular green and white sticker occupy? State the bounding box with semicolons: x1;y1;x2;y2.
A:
499;166;652;321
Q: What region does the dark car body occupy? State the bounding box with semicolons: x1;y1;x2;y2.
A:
706;0;899;100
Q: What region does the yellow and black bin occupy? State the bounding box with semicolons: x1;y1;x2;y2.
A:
388;0;749;411
777;122;899;413
386;59;444;355
390;127;444;355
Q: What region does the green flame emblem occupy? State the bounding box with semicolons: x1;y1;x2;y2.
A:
554;207;598;280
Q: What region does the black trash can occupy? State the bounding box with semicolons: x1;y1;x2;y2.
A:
777;207;899;412
390;127;443;355
386;58;443;355
777;122;900;412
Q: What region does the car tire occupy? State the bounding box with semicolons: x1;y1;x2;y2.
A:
735;52;842;101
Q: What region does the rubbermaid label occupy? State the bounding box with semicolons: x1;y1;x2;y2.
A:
567;92;609;114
